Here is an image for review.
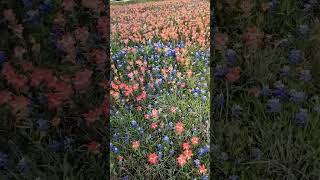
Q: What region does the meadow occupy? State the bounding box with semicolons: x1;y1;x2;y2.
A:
213;0;320;179
110;0;210;179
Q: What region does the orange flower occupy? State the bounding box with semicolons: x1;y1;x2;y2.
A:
85;141;101;154
144;114;150;120
243;27;264;48
182;142;190;150
177;154;187;167
151;122;158;129
191;136;199;145
132;141;140;150
175;122;184;135
74;69;92;91
226;67;241;82
198;164;207;174
0;90;12;105
117;155;124;161
183;149;193;159
151;109;159;118
170;106;177;113
214;32;228;50
148;153;158;164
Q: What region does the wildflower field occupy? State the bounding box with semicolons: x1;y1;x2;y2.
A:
110;0;210;179
213;0;320;179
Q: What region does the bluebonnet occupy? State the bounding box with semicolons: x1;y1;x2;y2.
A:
202;96;207;102
214;65;227;80
39;0;54;13
38;118;49;131
267;98;282;113
228;175;239;180
157;151;163;159
194;159;201;167
279;66;290;78
17;157;30;173
300;69;312;82
112;146;120;154
202;175;209;180
49;141;61;151
288;49;302;65
122;175;129;180
231;104;242;119
225;49;237;66
213;93;225;108
297;24;310;38
169;149;175;156
0;51;7;65
203;145;210;153
268;0;278;13
277;38;289;48
289;90;306;103
0;152;8;169
295;109;308;127
63;137;73;150
22;0;33;9
24;10;40;24
163;136;170;143
131;120;138;128
273;81;287;99
198;148;205;157
157;144;163;151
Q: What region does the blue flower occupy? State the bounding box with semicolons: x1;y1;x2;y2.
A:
289;90;306;103
0;152;8;169
202;96;207;102
63;137;73;150
295;109;308;127
214;65;227;80
297;25;310;38
17;157;30;173
49;141;61;151
39;0;54;13
300;69;312;82
25;10;40;24
279;66;290;78
163;136;170;144
0;51;7;65
131;120;138;128
225;49;237;66
231;104;242;119
213;94;225;108
157;144;163;151
288;49;302;65
169;149;175;156
112;146;120;154
261;87;271;97
157;151;163;159
122;175;129;180
228;175;239;180
37;119;49;131
194;159;201;167
198;148;205;157
202;175;209;180
22;0;33;9
273;81;287;99
267;98;282;113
